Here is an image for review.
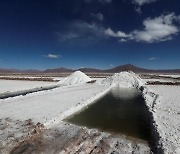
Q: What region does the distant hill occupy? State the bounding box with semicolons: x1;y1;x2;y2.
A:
106;64;150;73
0;64;180;74
0;68;22;73
0;68;41;73
43;67;73;73
21;69;42;73
78;64;180;73
78;68;104;73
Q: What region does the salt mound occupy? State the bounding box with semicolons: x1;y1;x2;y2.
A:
102;71;144;88
59;71;91;85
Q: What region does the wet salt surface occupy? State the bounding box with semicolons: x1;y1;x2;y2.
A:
65;88;154;144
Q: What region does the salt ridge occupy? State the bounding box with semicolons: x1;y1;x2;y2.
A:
101;71;145;88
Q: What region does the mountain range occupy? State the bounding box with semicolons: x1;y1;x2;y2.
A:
0;64;180;73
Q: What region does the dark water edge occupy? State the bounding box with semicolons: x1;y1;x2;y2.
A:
64;87;163;154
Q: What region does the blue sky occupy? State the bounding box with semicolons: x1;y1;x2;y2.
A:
0;0;180;70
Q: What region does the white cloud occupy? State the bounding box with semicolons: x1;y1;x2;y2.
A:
105;28;131;38
56;13;179;44
178;15;180;21
59;33;78;41
133;13;179;43
148;57;159;60
105;13;180;43
43;54;61;59
118;38;127;42
134;6;142;14
57;21;107;44
91;13;104;21
133;0;157;6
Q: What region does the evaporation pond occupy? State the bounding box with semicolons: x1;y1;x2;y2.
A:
64;87;152;142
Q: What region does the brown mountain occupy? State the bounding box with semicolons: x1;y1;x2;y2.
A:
0;64;180;73
106;64;180;73
106;64;150;73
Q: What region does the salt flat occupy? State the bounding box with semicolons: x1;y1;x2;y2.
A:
0;72;180;153
0;72;151;153
158;74;180;78
0;83;107;124
143;78;173;82
147;85;180;154
0;80;56;94
0;81;112;153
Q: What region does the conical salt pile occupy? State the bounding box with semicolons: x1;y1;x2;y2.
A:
59;71;91;85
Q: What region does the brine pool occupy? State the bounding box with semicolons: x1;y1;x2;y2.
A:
64;87;155;146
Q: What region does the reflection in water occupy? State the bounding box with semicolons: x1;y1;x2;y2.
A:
65;88;153;145
110;88;140;99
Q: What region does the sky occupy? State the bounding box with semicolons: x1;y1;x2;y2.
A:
0;0;180;70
